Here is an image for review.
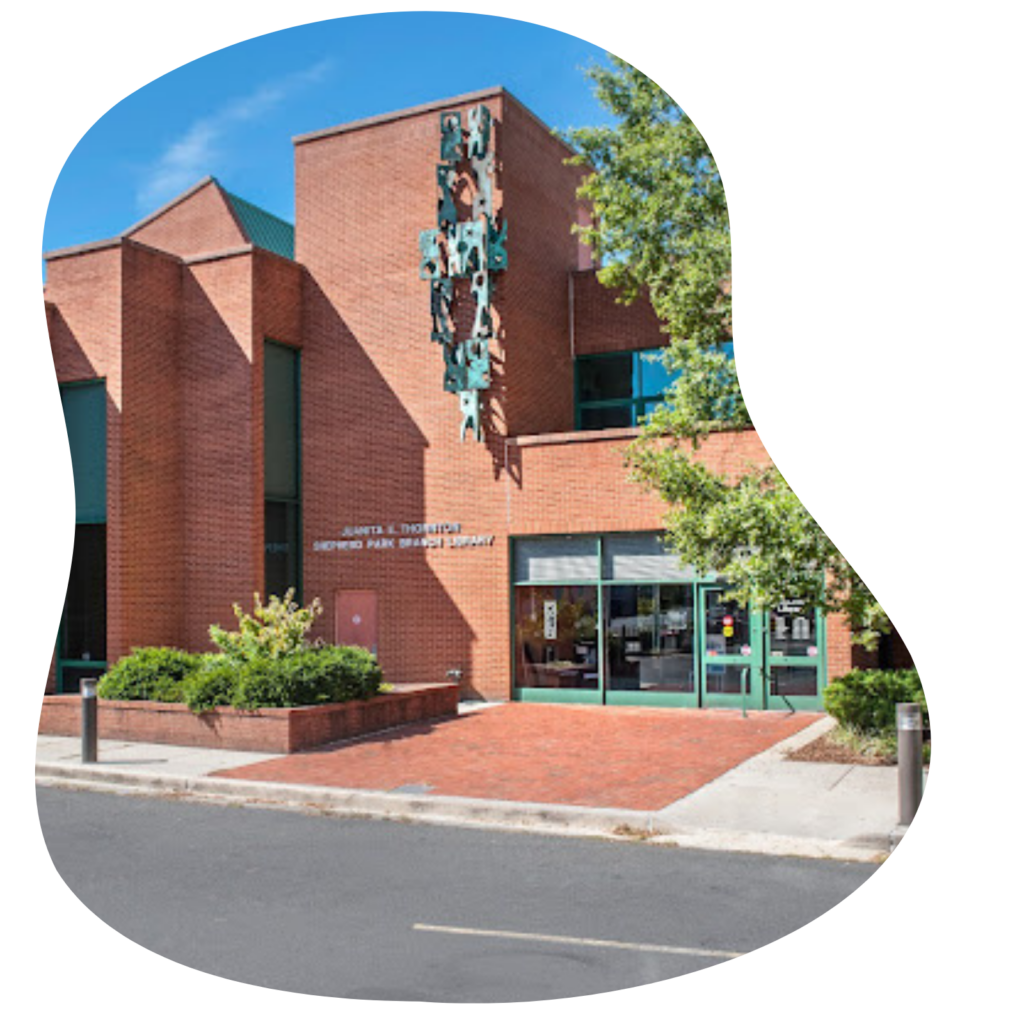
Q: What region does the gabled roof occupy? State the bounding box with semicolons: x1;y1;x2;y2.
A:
118;175;295;262
221;188;295;261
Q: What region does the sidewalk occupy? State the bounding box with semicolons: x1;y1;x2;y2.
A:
35;705;904;863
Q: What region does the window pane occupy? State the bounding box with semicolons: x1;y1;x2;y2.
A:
605;583;695;693
514;536;599;583
515;586;599;690
265;500;300;599
602;532;693;581
60;382;106;522
771;666;819;697
768;599;818;657
264;342;299;499
705;663;752;695
61;523;106;664
704;590;750;655
577;353;633;403
637;348;676;399
579;404;633;430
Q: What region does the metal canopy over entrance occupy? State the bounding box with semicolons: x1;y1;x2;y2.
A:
512;533;826;710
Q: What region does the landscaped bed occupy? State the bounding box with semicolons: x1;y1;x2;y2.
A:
785;667;929;766
38;591;460;753
38;685;459;753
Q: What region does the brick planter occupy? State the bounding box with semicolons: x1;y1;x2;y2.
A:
38;684;460;754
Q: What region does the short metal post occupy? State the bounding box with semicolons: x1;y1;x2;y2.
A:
81;677;98;764
896;702;923;826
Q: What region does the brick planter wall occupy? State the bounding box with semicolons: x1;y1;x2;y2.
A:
38;683;460;754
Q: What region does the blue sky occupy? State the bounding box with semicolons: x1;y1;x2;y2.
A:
18;9;1024;258
4;8;1019;761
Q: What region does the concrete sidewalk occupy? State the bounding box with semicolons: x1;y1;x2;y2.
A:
35;711;905;863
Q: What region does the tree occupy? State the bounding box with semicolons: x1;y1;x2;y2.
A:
564;56;888;647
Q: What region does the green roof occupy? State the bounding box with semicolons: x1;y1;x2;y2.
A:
223;188;295;260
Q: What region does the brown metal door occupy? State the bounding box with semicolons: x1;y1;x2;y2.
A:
334;590;379;654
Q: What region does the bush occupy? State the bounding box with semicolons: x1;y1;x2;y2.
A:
181;655;239;713
209;589;323;661
97;648;201;703
232;645;384;710
823;668;927;735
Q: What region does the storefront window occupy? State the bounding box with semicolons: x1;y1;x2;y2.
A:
605;583;695;693
515;586;599;690
512;534;824;707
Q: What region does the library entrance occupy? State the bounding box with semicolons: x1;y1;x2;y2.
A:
512;533;826;710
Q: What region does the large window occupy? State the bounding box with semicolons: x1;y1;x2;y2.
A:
57;380;107;692
575;348;676;430
513;533;826;709
264;341;301;601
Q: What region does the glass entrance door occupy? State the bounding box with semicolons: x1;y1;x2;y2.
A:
765;599;826;710
698;585;764;709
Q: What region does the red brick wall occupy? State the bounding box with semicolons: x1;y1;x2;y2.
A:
295;91;517;699
572;269;667;356
127;180;246;258
178;253;261;650
498;98;587;437
120;244;184;651
45;244;124;682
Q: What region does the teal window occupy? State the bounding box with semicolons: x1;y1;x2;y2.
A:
264;341;301;601
575;348;678;430
57;380;107;692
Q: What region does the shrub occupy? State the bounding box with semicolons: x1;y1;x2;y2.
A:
823;668;926;735
97;648;201;703
209;589;323;661
232;645;384;710
181;655;239;713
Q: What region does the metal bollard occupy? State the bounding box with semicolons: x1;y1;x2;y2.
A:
81;677;99;764
896;702;923;826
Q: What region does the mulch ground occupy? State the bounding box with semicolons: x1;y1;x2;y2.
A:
785;730;894;766
214;702;821;811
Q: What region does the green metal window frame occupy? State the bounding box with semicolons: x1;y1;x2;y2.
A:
56;379;108;693
263;339;303;604
574;348;676;430
510;531;827;710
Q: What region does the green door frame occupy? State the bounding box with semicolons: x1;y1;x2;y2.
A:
764;606;828;711
511;535;828;711
698;584;766;710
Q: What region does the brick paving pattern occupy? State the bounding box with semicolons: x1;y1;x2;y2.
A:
215;703;821;810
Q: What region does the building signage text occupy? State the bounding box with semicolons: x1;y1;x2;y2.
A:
313;521;494;553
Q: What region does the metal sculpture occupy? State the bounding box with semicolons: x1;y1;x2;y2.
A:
417;104;507;441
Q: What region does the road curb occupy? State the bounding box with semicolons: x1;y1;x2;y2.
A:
35;760;889;862
35;761;656;832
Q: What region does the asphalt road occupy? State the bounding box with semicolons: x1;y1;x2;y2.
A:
36;786;876;1002
16;786;1024;1003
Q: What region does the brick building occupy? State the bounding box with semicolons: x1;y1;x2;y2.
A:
44;87;899;709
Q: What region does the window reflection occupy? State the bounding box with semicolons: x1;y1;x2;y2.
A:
704;591;750;656
768;599;817;658
515;586;599;690
605;584;695;692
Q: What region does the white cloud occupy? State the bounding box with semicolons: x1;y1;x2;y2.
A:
136;59;332;209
